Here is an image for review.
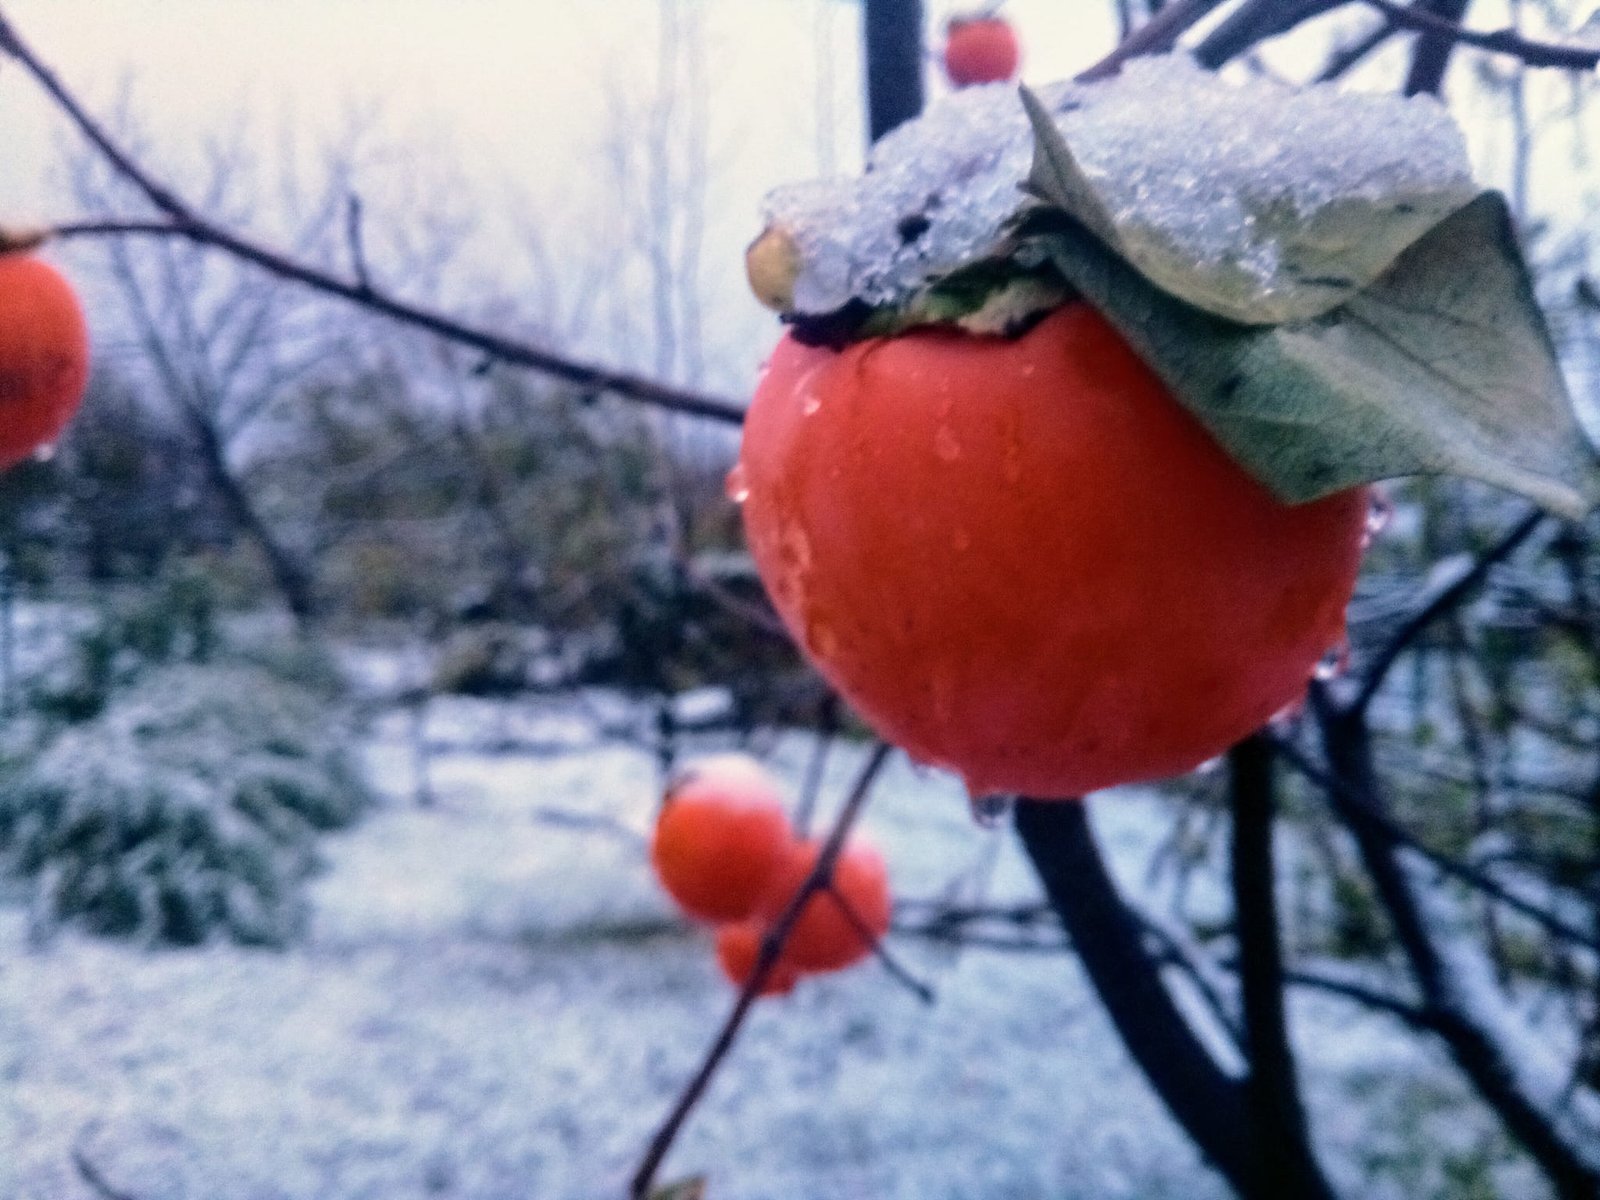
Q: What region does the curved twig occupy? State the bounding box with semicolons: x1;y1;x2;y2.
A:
629;742;894;1200
1363;0;1600;71
0;13;746;426
1354;506;1546;715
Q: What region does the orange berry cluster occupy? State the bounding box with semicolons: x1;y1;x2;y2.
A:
650;754;891;997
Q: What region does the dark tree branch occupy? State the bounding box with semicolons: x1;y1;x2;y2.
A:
1312;691;1600;1198
1193;0;1351;69
344;193;374;295
1079;0;1233;80
1271;732;1600;952
1354;506;1546;715
0;13;746;427
1403;0;1474;95
897;898;1438;1029
629;742;893;1200
1014;799;1259;1197
1316;14;1402;81
1228;734;1337;1200
863;0;924;141
1363;0;1600;73
1278;966;1433;1027
827;881;936;1004
793;694;840;837
1132;907;1247;1051
71;1147;141;1200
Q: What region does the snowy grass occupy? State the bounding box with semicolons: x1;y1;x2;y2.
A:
0;682;1545;1200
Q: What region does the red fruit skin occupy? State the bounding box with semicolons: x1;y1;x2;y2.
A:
758;839;892;974
650;755;795;924
0;255;89;469
944;17;1020;87
738;303;1369;797
715;921;801;996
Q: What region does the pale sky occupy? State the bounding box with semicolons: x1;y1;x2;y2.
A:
0;0;1591;395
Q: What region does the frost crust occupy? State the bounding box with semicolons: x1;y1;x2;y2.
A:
763;56;1475;321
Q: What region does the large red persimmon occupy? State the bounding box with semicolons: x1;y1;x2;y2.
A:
650;754;794;924
756;838;892;974
943;16;1020;88
0;254;90;469
735;303;1369;797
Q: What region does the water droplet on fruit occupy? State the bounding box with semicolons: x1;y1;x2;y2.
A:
1362;489;1393;548
967;792;1014;828
31;442;56;464
935;425;962;462
1020;363;1037;377
724;463;750;503
1313;638;1351;681
801;391;822;417
806;617;839;658
780;524;813;571
952;528;972;552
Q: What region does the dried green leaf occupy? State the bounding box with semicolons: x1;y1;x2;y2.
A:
1032;193;1597;518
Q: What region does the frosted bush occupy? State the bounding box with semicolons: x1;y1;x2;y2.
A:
0;663;371;946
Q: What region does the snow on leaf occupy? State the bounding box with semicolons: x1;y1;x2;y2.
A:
1031;194;1597;518
1019;66;1475;325
760;56;1474;324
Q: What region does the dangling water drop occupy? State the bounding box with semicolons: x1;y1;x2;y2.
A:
967;791;1015;829
1268;696;1306;730
1362;488;1393;549
724;462;750;503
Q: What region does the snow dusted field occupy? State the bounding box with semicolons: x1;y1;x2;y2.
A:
0;665;1537;1200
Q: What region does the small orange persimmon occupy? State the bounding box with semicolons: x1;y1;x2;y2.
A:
756;838;892;974
650;754;794;924
0;254;89;469
736;303;1368;797
943;16;1020;87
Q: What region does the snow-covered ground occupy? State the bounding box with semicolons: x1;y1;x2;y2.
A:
0;678;1539;1200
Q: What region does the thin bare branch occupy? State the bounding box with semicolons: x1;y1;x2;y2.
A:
1079;0;1232;81
828;880;936;1004
1354;506;1546;714
1228;734;1336;1198
1365;0;1600;71
0;11;745;426
70;1147;141;1200
1271;730;1600;952
629;742;894;1200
